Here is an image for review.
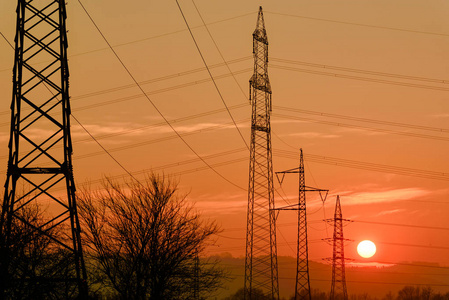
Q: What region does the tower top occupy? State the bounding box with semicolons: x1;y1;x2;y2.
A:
335;195;342;217
253;6;268;44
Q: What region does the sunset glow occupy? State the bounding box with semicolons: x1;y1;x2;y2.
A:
0;0;448;298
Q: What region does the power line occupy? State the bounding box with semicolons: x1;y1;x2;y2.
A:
0;24;141;185
175;0;249;149
191;0;249;100
362;261;449;271
271;57;449;85
72;57;251;102
275;105;449;134
8;139;445;185
0;68;253;134
77;0;246;191
71;114;142;184
0;31;13;48
0;31;247;182
0;59;252;118
271;64;449;92
56;143;449;186
0;64;445;144
0;104;249;161
0;12;255;74
71;148;247;191
73;118;248;160
274;149;449;181
265;11;449;38
378;241;449;251
353;220;449;231
2;53;446;135
73;104;247;143
273;113;449;142
0;118;249;168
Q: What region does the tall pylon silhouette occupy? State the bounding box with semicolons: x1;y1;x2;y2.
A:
244;6;279;300
0;1;87;298
325;196;350;300
275;149;328;300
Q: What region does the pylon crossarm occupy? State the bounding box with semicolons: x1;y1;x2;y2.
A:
304;186;328;192
324;218;352;225
275;172;285;185
271;203;299;211
275;167;299;174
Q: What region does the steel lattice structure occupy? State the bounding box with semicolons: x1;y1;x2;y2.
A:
296;149;310;300
327;196;349;300
0;0;87;298
244;6;279;300
275;149;328;300
193;251;200;299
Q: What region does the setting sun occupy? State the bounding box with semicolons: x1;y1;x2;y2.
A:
357;240;377;258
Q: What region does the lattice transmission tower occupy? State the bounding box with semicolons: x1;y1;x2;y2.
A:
193;251;200;300
244;6;279;300
0;0;87;298
325;196;350;300
275;149;328;300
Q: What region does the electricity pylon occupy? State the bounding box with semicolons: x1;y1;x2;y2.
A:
0;0;87;298
275;149;328;300
325;196;351;300
244;6;279;300
193;251;200;299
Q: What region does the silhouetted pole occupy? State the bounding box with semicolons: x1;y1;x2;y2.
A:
0;1;87;298
275;149;328;300
244;6;279;300
193;250;200;299
325;196;350;300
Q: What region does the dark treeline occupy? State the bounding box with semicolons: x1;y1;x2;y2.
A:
223;286;449;300
0;174;226;300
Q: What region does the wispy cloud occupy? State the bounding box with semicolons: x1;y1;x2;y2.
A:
71;122;147;139
191;192;247;215
287;132;340;139
347;262;395;268
72;120;243;140
431;113;449;119
373;208;405;217
337;188;431;206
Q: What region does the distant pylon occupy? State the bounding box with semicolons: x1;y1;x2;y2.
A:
275;149;328;300
244;6;279;300
325;196;350;300
0;1;87;298
193;250;200;300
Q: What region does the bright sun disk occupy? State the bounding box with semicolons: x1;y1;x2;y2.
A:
357;240;376;258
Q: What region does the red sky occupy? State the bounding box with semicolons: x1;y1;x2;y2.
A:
0;0;449;291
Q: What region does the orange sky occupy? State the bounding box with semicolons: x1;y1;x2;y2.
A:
1;0;449;287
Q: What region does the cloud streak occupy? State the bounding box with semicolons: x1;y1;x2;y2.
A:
287;131;340;139
338;188;431;206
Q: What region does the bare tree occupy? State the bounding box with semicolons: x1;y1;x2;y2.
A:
77;174;224;299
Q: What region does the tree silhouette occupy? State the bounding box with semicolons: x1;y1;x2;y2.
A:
0;203;79;299
77;174;224;299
